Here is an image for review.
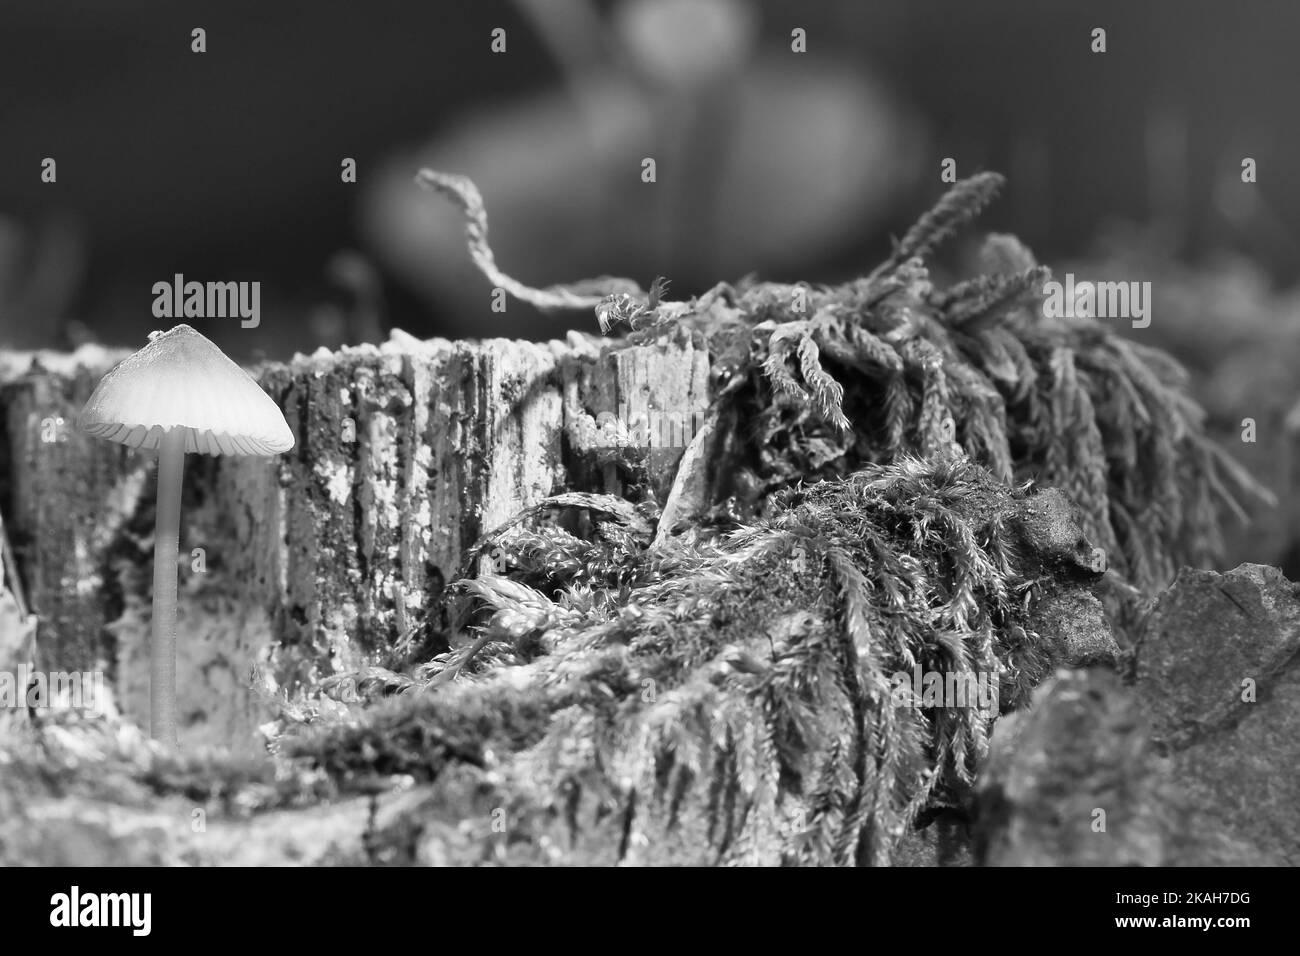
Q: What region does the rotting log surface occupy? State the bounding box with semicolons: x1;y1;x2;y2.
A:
0;331;713;748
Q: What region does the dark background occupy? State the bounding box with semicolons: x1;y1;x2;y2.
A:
1;0;1297;359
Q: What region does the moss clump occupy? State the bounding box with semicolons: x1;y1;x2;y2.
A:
291;455;1114;865
583;173;1270;603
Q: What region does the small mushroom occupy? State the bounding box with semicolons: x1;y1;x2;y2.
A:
78;324;293;745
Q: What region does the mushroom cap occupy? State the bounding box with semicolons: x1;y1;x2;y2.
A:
77;324;295;456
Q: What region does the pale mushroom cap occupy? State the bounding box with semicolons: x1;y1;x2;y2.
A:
77;324;295;456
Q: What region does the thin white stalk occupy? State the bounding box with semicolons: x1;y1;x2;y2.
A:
151;427;186;746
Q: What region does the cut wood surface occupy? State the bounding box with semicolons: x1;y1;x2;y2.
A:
0;330;714;748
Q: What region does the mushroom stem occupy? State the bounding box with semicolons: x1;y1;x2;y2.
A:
151;427;186;746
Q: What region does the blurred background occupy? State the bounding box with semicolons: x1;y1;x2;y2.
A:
1;0;1297;359
2;0;1298;569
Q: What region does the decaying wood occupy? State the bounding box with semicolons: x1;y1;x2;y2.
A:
0;330;714;748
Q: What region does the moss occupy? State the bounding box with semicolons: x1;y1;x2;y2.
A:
584;174;1268;606
287;679;555;784
286;455;1115;865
